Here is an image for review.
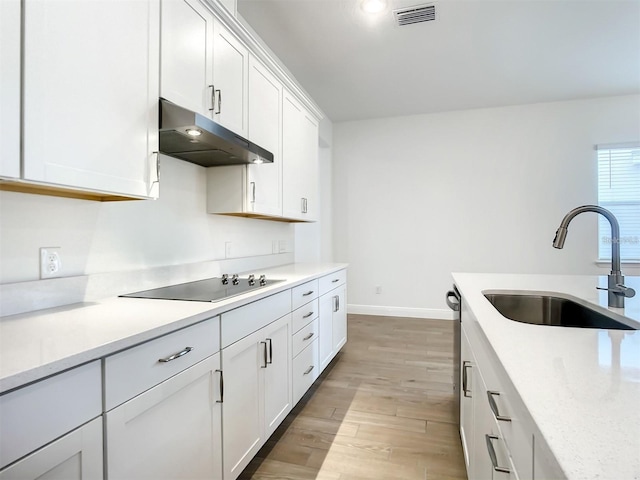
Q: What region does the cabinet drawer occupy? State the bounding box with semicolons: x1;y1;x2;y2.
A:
292;319;318;357
104;317;219;410
221;290;290;348
292;339;319;405
291;280;319;311
0;361;101;469
292;298;318;333
319;269;346;296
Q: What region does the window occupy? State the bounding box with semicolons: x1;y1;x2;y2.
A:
597;144;640;262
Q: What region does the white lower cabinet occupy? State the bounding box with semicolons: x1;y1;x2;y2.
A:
0;418;103;480
104;317;222;480
318;270;348;371
106;354;222;480
221;313;292;480
0;361;102;474
460;294;547;480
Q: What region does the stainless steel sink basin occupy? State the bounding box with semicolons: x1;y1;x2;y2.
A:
484;293;637;330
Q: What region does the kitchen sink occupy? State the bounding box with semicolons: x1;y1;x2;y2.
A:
484;293;637;330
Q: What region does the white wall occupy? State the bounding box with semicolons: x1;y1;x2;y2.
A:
332;95;640;318
0;155;294;284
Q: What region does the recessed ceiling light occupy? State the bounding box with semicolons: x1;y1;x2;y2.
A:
361;0;387;14
185;128;202;137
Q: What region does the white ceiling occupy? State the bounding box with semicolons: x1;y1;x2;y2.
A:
237;0;640;122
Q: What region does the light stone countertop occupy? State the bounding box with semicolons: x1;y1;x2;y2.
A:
452;273;640;480
0;262;346;394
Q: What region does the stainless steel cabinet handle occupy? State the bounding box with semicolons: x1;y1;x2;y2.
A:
266;338;273;365
260;341;268;368
303;365;314;375
215;369;224;403
250;182;256;202
303;311;314;319
303;290;314;296
462;361;472;397
158;346;193;363
208;84;215;111
485;434;511;474
303;332;315;341
487;391;511;422
332;278;340;283
215;89;222;114
333;295;339;313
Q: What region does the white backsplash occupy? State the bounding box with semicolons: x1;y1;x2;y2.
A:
0;253;294;317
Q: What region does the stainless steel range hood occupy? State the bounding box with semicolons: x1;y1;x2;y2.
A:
159;99;274;167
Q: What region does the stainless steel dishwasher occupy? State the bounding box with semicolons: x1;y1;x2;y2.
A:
446;285;461;424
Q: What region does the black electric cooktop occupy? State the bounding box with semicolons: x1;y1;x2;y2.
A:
120;275;284;303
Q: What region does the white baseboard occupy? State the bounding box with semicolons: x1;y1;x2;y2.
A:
347;304;454;320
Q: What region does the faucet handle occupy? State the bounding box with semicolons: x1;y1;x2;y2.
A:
596;284;636;298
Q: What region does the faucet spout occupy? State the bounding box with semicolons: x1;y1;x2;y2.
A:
553;205;634;308
553;205;621;275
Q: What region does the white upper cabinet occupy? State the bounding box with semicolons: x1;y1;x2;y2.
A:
22;0;160;199
212;19;248;137
282;89;319;221
246;55;282;216
0;0;20;179
161;0;214;117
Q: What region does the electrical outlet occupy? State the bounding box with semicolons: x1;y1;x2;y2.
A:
40;247;62;279
225;242;232;259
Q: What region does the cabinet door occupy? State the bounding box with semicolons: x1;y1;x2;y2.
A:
221;328;264;480
0;0;20;178
22;0;160;198
263;314;292;437
318;293;334;371
460;327;475;474
0;418;102;480
161;0;214;117
332;286;347;352
282;90;318;221
246;56;282;217
106;354;222;480
212;19;248;137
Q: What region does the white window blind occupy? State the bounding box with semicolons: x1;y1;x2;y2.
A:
597;144;640;261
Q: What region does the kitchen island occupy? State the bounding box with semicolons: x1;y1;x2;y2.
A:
453;273;640;480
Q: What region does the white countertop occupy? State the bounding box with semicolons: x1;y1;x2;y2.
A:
0;262;346;394
452;273;640;480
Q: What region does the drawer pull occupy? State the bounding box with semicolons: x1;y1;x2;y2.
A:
462;361;472;397
303;311;314;319
215;369;224;403
158;346;193;363
303;332;315;341
302;290;314;296
303;365;314;375
332;279;340;283
487;391;511;422
485;434;511;474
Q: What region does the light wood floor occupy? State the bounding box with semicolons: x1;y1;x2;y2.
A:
238;314;468;480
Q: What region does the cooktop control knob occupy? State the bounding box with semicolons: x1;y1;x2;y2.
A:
232;274;239;285
221;274;229;285
248;274;255;286
259;274;267;286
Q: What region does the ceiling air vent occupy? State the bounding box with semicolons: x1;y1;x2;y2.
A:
393;4;436;26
